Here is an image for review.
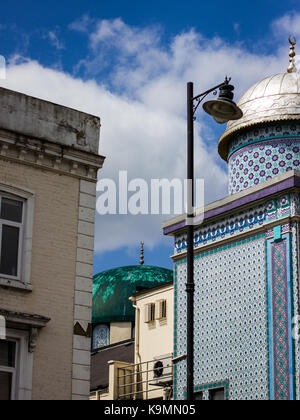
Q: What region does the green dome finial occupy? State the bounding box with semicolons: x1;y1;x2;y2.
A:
140;242;144;265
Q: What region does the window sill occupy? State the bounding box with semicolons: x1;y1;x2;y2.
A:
0;277;33;292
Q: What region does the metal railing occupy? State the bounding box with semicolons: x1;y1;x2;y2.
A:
117;355;173;400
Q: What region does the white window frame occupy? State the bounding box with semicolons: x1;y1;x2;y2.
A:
0;182;34;291
1;328;34;400
0;194;25;281
0;338;18;400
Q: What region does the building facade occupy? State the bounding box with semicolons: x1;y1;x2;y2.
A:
90;263;173;400
0;87;104;400
163;59;300;399
129;281;174;400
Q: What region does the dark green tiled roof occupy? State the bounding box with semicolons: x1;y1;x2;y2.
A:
92;265;173;324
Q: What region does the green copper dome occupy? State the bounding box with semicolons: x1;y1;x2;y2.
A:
92;265;173;324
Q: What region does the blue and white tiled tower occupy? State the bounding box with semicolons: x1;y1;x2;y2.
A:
164;41;300;400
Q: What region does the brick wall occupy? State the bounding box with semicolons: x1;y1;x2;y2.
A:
0;158;79;400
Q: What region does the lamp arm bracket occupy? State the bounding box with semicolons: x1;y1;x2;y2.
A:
193;91;212;117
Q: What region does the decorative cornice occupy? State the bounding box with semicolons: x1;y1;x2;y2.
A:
163;171;300;236
0;308;50;328
0;128;105;181
170;217;294;262
0;308;51;353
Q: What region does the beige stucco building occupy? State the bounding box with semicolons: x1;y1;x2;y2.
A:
0;87;104;400
130;282;174;400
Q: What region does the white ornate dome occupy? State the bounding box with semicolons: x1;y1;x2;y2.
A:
219;72;300;160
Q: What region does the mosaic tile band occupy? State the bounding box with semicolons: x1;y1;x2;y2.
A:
227;122;300;195
271;240;290;400
267;234;295;400
228;123;300;158
228;139;300;195
291;222;300;401
174;193;294;255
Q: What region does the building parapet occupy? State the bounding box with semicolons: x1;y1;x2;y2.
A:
0;87;100;154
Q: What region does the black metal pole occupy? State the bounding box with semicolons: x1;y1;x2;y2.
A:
186;82;194;401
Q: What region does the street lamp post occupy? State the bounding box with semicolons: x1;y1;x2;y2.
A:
186;78;242;401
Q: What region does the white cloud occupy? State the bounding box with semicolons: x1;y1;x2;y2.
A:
47;31;65;50
0;16;297;253
69;14;93;33
271;13;300;40
90;18;160;53
271;13;300;71
233;23;240;35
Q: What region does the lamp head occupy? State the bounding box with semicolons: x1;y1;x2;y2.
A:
203;82;243;124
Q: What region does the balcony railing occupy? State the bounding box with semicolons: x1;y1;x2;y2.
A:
116;355;173;400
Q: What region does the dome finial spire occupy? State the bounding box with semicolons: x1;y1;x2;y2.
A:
287;36;297;73
140;242;144;265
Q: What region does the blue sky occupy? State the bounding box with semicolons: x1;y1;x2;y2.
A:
1;0;299;74
0;0;300;272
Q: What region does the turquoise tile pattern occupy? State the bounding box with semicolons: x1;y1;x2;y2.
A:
174;235;269;400
227;123;300;195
